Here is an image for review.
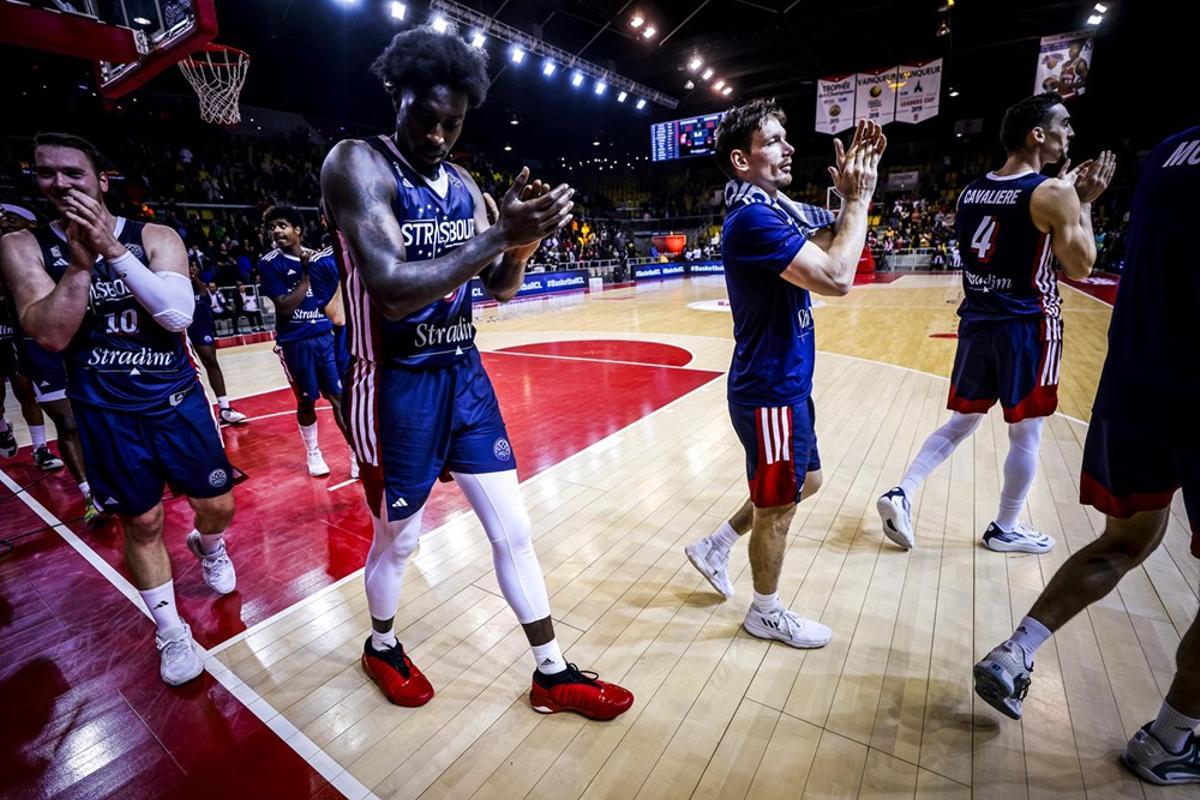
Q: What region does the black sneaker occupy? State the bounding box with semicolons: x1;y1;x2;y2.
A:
0;425;16;458
32;445;64;471
1122;723;1200;785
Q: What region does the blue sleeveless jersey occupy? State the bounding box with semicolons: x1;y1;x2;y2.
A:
331;136;478;370
956;171;1062;338
1094;125;1200;420
34;218;200;410
721;193;813;406
257;247;338;343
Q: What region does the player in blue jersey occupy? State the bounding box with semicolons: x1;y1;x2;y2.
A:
257;205;355;478
681;100;885;649
974;124;1200;785
321;26;633;720
877;92;1115;554
185;262;248;426
0;133;238;687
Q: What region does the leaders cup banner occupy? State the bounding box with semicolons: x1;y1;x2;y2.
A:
896;58;942;124
855;67;898;126
814;74;856;135
1034;31;1093;99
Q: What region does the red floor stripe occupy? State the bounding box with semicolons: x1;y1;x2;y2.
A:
495;339;694;367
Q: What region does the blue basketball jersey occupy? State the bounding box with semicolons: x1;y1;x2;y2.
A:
257;247;337;343
33;218;200;411
721;194;813;406
1093;125;1200;420
956;171;1062;337
331;135;478;370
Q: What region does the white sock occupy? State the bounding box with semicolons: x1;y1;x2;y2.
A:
79;480;90;499
1008;615;1052;657
371;628;398;651
898;412;983;498
29;424;47;449
752;590;780;613
712;521;740;550
217;395;231;410
532;638;567;675
1149;700;1200;754
196;528;225;556
298;421;319;452
139;580;185;636
996;418;1045;531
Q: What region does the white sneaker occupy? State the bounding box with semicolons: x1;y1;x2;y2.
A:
684;537;735;598
219;407;248;425
982;522;1055;554
186;531;237;594
156;623;204;686
973;641;1033;719
307;449;330;477
877;487;914;550
743;605;832;649
350;459;360;480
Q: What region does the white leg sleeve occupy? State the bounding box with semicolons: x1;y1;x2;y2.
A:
898;412;984;498
363;504;423;623
452;470;551;625
996;417;1046;530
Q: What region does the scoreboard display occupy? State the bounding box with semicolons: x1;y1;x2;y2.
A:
650;112;724;162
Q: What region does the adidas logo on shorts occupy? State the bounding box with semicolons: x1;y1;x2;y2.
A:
391;497;408;509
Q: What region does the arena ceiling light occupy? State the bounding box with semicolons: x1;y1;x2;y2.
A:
132;16;152;25
389;2;406;20
948;86;960;97
641;26;656;39
630;15;644;29
687;56;703;72
684;79;695;90
1094;3;1108;11
617;90;628;102
635;98;646;109
722;86;732;95
431;15;449;33
571;71;585;87
595;80;608;95
510;45;525;63
1086;13;1102;24
713;79;725;90
542;59;556;75
470;31;486;48
701;67;714;80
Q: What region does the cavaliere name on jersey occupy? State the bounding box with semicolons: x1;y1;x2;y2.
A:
333;135;479;370
955;170;1063;340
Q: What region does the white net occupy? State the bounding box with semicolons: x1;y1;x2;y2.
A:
178;45;249;125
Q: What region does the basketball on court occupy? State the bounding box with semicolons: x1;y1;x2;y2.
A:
0;2;1196;798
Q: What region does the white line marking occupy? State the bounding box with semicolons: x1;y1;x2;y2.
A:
327;478;358;493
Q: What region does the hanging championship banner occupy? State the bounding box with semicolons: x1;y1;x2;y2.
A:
855;66;898;126
896;58;942;124
1034;31;1094;99
814;74;856;135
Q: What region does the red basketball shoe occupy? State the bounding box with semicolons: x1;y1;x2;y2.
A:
529;663;634;721
361;638;434;707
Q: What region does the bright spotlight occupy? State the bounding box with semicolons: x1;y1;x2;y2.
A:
722;86;732;95
571;72;585;87
1086;13;1102;24
470;31;486;48
431;15;449;33
713;79;725;90
542;59;556;75
630;15;644;29
642;26;656;39
592;140;601;146
510;46;525;63
635;98;646;109
1094;3;1108;12
687;56;703;72
701;67;714;80
389;2;406;20
617;90;628;102
132;16;152;25
595;81;607;95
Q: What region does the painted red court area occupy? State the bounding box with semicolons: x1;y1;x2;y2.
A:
496;339;694;367
1060;272;1119;305
0;340;716;800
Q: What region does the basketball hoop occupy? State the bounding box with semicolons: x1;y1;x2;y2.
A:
179;43;249;125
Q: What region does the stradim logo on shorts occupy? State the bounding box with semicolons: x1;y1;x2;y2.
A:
493;437;512;462
208;468;228;488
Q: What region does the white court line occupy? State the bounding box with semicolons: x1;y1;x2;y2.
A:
1059;279;1116;308
327;478;358;493
0;468;377;800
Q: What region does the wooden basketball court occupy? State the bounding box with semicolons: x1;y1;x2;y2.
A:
165;274;1196;799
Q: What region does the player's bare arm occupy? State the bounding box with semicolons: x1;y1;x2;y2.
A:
0;227;91;352
322;140;572;319
782;120;886;296
1031;150;1115;280
452;165;574;303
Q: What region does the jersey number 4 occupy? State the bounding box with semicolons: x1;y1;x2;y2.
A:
970;215;1000;263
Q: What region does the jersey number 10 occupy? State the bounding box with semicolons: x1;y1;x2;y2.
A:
105;309;140;336
970;215;1000;263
